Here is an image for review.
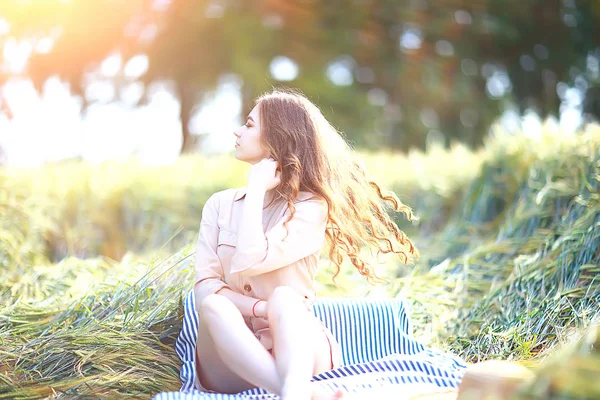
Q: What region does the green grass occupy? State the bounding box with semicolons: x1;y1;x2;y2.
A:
1;123;599;399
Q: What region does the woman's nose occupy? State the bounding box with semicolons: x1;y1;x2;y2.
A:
233;130;241;138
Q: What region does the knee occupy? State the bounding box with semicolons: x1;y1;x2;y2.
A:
268;286;307;316
269;286;301;304
199;293;233;321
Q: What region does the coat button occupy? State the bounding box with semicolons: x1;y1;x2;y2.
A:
244;284;252;292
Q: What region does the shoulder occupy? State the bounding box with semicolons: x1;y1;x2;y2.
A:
295;191;326;205
205;188;240;208
293;192;328;217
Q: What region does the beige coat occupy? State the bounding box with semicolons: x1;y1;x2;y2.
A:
193;187;341;367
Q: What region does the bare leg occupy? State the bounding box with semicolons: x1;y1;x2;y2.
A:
195;315;256;393
268;286;334;400
199;294;282;395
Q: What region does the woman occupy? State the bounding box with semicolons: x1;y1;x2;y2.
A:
193;88;419;400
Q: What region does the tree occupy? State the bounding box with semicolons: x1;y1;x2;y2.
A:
0;0;231;153
138;0;234;153
1;0;598;155
0;0;148;106
301;0;600;149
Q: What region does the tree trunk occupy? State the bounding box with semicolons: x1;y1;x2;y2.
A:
177;80;196;154
241;82;256;116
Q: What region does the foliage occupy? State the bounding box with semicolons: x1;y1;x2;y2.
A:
0;155;247;261
1;0;599;152
1;252;190;398
396;123;600;366
515;323;600;400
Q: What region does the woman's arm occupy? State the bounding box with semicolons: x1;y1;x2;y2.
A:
231;184;328;277
194;193;231;310
194;191;268;318
216;287;268;319
231;198;327;277
235;158;277;255
236;183;267;254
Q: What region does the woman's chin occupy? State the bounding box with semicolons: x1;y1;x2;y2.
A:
233;152;251;164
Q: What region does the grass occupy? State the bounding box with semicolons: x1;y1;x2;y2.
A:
1;251;193;398
398;123;600;359
1;122;599;399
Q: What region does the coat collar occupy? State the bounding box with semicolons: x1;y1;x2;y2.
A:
233;187;317;202
233;187;247;202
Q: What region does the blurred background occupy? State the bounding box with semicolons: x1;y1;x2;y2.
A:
0;0;599;166
2;2;600;398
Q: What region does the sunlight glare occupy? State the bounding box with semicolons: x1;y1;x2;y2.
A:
101;54;122;78
139;24;158;43
0;77;82;166
400;26;423;51
326;56;354;86
120;82;144;106
0;72;245;166
152;0;172;12
189;75;241;153
3;38;32;73
35;37;54;54
560;107;581;133
85;80;116;103
82;103;137;162
498;109;521;134
3;78;41;116
124;54;149;79
0;18;10;36
269;56;299;81
522;110;542;139
135;87;182;165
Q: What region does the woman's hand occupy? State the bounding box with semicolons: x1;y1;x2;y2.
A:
253;300;269;320
248;158;281;192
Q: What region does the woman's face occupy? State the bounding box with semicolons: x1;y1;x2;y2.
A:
233;103;270;164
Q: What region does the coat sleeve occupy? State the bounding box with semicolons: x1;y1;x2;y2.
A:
230;198;328;277
193;193;231;310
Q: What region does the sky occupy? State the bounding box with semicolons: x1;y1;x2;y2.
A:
0;36;586;167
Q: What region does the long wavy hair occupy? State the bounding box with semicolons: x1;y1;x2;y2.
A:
256;88;419;282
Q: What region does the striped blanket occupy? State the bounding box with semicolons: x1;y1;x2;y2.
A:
153;293;466;399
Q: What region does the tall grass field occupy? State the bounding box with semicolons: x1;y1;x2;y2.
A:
1;123;599;399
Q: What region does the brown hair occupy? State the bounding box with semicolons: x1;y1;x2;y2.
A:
256;88;419;282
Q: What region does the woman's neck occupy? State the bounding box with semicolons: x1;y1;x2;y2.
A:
263;188;280;208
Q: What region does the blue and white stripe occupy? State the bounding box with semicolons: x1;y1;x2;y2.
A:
153;292;466;400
